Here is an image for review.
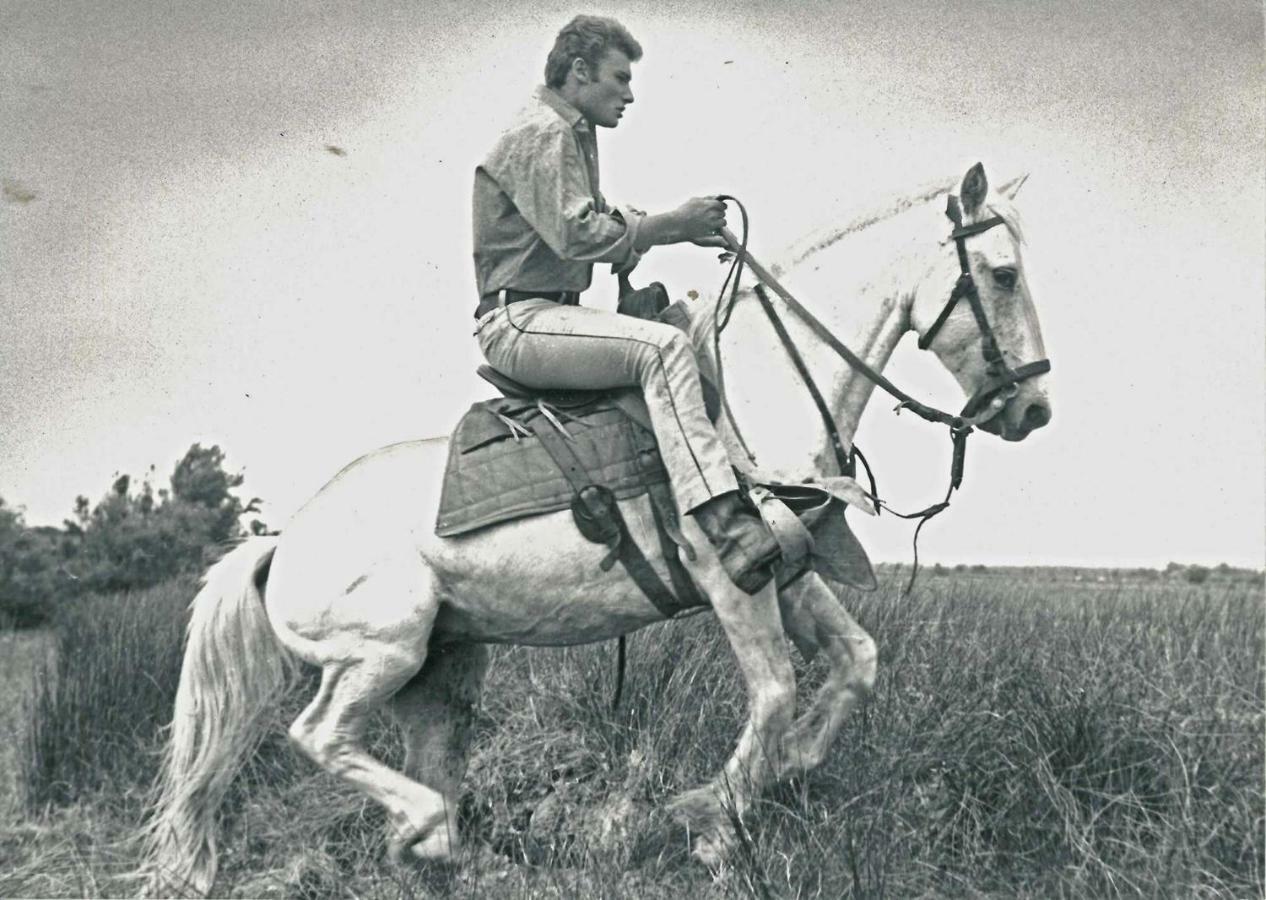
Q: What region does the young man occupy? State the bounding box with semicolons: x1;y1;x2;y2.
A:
471;15;781;594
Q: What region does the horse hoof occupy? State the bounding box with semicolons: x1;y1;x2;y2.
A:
691;831;734;871
388;825;457;868
667;786;724;829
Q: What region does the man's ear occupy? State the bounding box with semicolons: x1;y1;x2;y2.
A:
570;56;591;84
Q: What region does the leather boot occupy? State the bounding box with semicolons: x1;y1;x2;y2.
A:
689;491;783;594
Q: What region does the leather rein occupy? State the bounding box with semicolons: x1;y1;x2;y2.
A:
712;195;1051;589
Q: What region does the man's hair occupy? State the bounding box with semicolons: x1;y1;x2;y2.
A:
544;15;643;88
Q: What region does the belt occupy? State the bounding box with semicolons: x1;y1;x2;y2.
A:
474;289;580;319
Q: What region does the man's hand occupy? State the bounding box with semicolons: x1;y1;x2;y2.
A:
635;196;730;251
672;196;727;240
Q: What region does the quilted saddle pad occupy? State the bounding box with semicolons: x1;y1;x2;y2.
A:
435;396;668;537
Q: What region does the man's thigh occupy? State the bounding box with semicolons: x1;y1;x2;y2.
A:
482;300;684;392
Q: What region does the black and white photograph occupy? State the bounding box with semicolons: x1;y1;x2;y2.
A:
1;2;1261;897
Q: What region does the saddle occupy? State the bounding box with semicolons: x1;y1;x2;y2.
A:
435;368;708;617
435;362;876;615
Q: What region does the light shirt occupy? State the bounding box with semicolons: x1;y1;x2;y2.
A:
472;86;643;303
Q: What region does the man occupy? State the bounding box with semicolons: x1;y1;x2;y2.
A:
471;15;781;594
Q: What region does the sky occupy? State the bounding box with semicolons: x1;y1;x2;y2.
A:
1;0;1262;569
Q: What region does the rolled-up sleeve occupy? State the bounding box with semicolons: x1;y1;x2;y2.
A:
489;126;640;268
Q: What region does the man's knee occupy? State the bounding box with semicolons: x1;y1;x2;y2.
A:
653;324;696;359
639;326;698;382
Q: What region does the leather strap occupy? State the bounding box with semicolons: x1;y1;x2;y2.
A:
526;411;696;621
752;284;855;477
646;481;709;613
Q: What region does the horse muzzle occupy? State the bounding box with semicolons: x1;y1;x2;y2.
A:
977;381;1052;441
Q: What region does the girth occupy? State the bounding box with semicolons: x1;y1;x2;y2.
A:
524;409;707;620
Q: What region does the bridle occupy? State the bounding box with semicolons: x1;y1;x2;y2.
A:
918;194;1051;424
712;193;1051;590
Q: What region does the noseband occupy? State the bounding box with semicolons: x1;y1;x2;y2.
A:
917;195;1051;422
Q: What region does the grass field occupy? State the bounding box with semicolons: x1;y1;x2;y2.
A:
0;570;1261;898
0;630;51;824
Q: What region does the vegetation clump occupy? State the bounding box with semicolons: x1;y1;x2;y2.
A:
0;444;263;627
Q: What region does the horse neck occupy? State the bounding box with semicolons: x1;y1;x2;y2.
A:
687;196;951;481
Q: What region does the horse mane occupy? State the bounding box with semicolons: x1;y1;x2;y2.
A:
773;176;959;276
773;172;1029;276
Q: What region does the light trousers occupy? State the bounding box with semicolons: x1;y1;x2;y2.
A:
475;298;738;513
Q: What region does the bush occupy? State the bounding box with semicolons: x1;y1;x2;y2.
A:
1185;564;1210;584
0;445;265;632
0;503;77;629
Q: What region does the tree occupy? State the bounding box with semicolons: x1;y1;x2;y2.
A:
67;444;263;593
170;444;252;545
0;498;75;626
0;445;269;626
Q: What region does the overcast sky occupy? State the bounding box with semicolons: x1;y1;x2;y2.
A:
2;1;1262;569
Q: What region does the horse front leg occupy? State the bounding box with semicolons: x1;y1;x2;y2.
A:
668;572;796;868
777;573;877;776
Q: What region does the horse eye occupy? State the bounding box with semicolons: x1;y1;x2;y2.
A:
992;267;1017;291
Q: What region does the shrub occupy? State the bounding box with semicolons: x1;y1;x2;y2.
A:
1185;564;1210;584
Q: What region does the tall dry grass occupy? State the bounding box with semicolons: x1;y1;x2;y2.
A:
4;571;1262;898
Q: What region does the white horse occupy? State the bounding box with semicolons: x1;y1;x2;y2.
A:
141;163;1051;895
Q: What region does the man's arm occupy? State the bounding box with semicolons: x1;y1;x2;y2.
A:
486;125;728;263
488;127;641;265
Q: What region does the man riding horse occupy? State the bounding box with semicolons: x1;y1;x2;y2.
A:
472;15;783;595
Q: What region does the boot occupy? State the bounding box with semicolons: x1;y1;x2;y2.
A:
689;491;783;594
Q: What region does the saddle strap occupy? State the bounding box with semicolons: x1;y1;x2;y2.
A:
526;414;693;621
645;481;708;614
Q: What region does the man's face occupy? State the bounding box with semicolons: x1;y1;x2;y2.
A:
574;49;634;128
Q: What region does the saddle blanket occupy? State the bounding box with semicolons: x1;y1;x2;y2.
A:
435;396;667;537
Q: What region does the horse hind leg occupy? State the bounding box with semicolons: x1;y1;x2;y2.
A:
387;642;490;861
288;650;455;864
278;562;450;865
777;573;878;775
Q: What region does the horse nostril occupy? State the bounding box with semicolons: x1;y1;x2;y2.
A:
1022;403;1051;431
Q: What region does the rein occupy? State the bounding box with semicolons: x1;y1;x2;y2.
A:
711;195;1051;592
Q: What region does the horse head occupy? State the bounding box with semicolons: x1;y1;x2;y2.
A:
909;163;1052;442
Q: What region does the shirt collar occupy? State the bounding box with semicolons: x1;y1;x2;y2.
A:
535;85;588;131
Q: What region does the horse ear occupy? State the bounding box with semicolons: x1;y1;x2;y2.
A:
960;162;988;216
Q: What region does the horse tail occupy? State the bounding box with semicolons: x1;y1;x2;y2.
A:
139;535;296;897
